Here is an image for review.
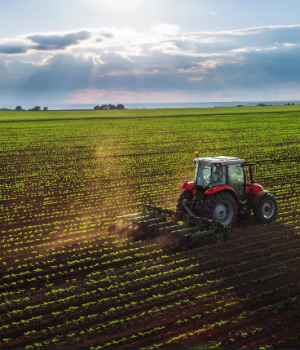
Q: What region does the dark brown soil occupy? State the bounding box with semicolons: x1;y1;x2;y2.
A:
0;219;300;350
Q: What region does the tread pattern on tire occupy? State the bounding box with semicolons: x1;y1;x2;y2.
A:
253;193;278;223
200;191;238;226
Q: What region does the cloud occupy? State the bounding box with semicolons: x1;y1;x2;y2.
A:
212;12;216;15
2;24;300;104
99;32;114;39
27;30;91;50
150;41;181;54
0;29;115;55
0;40;31;55
0;30;92;55
151;24;180;35
0;45;28;54
283;43;297;47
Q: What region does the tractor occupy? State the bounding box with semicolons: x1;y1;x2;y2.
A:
120;153;278;248
177;153;278;227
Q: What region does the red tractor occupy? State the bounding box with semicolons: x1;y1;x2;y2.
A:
177;153;278;227
121;153;278;248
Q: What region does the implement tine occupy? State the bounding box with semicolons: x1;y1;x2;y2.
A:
119;202;232;248
136;218;165;225
117;212;143;219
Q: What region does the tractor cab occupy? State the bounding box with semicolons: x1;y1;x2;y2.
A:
193;155;257;200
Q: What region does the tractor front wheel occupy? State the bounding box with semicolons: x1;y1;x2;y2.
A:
253;193;278;223
202;192;238;227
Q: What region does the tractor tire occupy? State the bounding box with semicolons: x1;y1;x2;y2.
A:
177;190;193;213
201;192;238;227
253;193;278;224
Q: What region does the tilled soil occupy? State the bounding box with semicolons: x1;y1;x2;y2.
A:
1;112;300;349
1;221;300;350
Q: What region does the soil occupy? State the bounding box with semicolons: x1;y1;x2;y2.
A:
1;219;300;350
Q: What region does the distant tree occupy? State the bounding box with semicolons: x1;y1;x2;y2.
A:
43;107;48;111
15;106;22;111
29;106;41;111
94;104;125;110
94;104;110;110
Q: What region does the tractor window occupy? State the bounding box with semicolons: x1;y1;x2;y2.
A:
195;165;211;186
211;165;226;186
228;164;244;197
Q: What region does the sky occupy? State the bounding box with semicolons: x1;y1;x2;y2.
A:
1;0;300;107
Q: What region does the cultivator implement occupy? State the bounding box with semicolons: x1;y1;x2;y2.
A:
119;204;231;250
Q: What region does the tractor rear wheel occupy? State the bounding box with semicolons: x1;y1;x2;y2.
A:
201;192;238;226
253;193;278;223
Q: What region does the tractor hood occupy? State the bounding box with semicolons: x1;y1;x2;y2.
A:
181;181;196;192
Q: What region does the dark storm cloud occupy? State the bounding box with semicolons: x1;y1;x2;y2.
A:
27;30;91;50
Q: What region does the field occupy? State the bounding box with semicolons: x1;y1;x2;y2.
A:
1;106;300;349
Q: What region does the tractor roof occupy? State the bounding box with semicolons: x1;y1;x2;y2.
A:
194;156;245;165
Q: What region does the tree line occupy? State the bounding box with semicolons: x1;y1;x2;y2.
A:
0;106;48;111
16;106;48;111
1;104;126;111
94;104;125;110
